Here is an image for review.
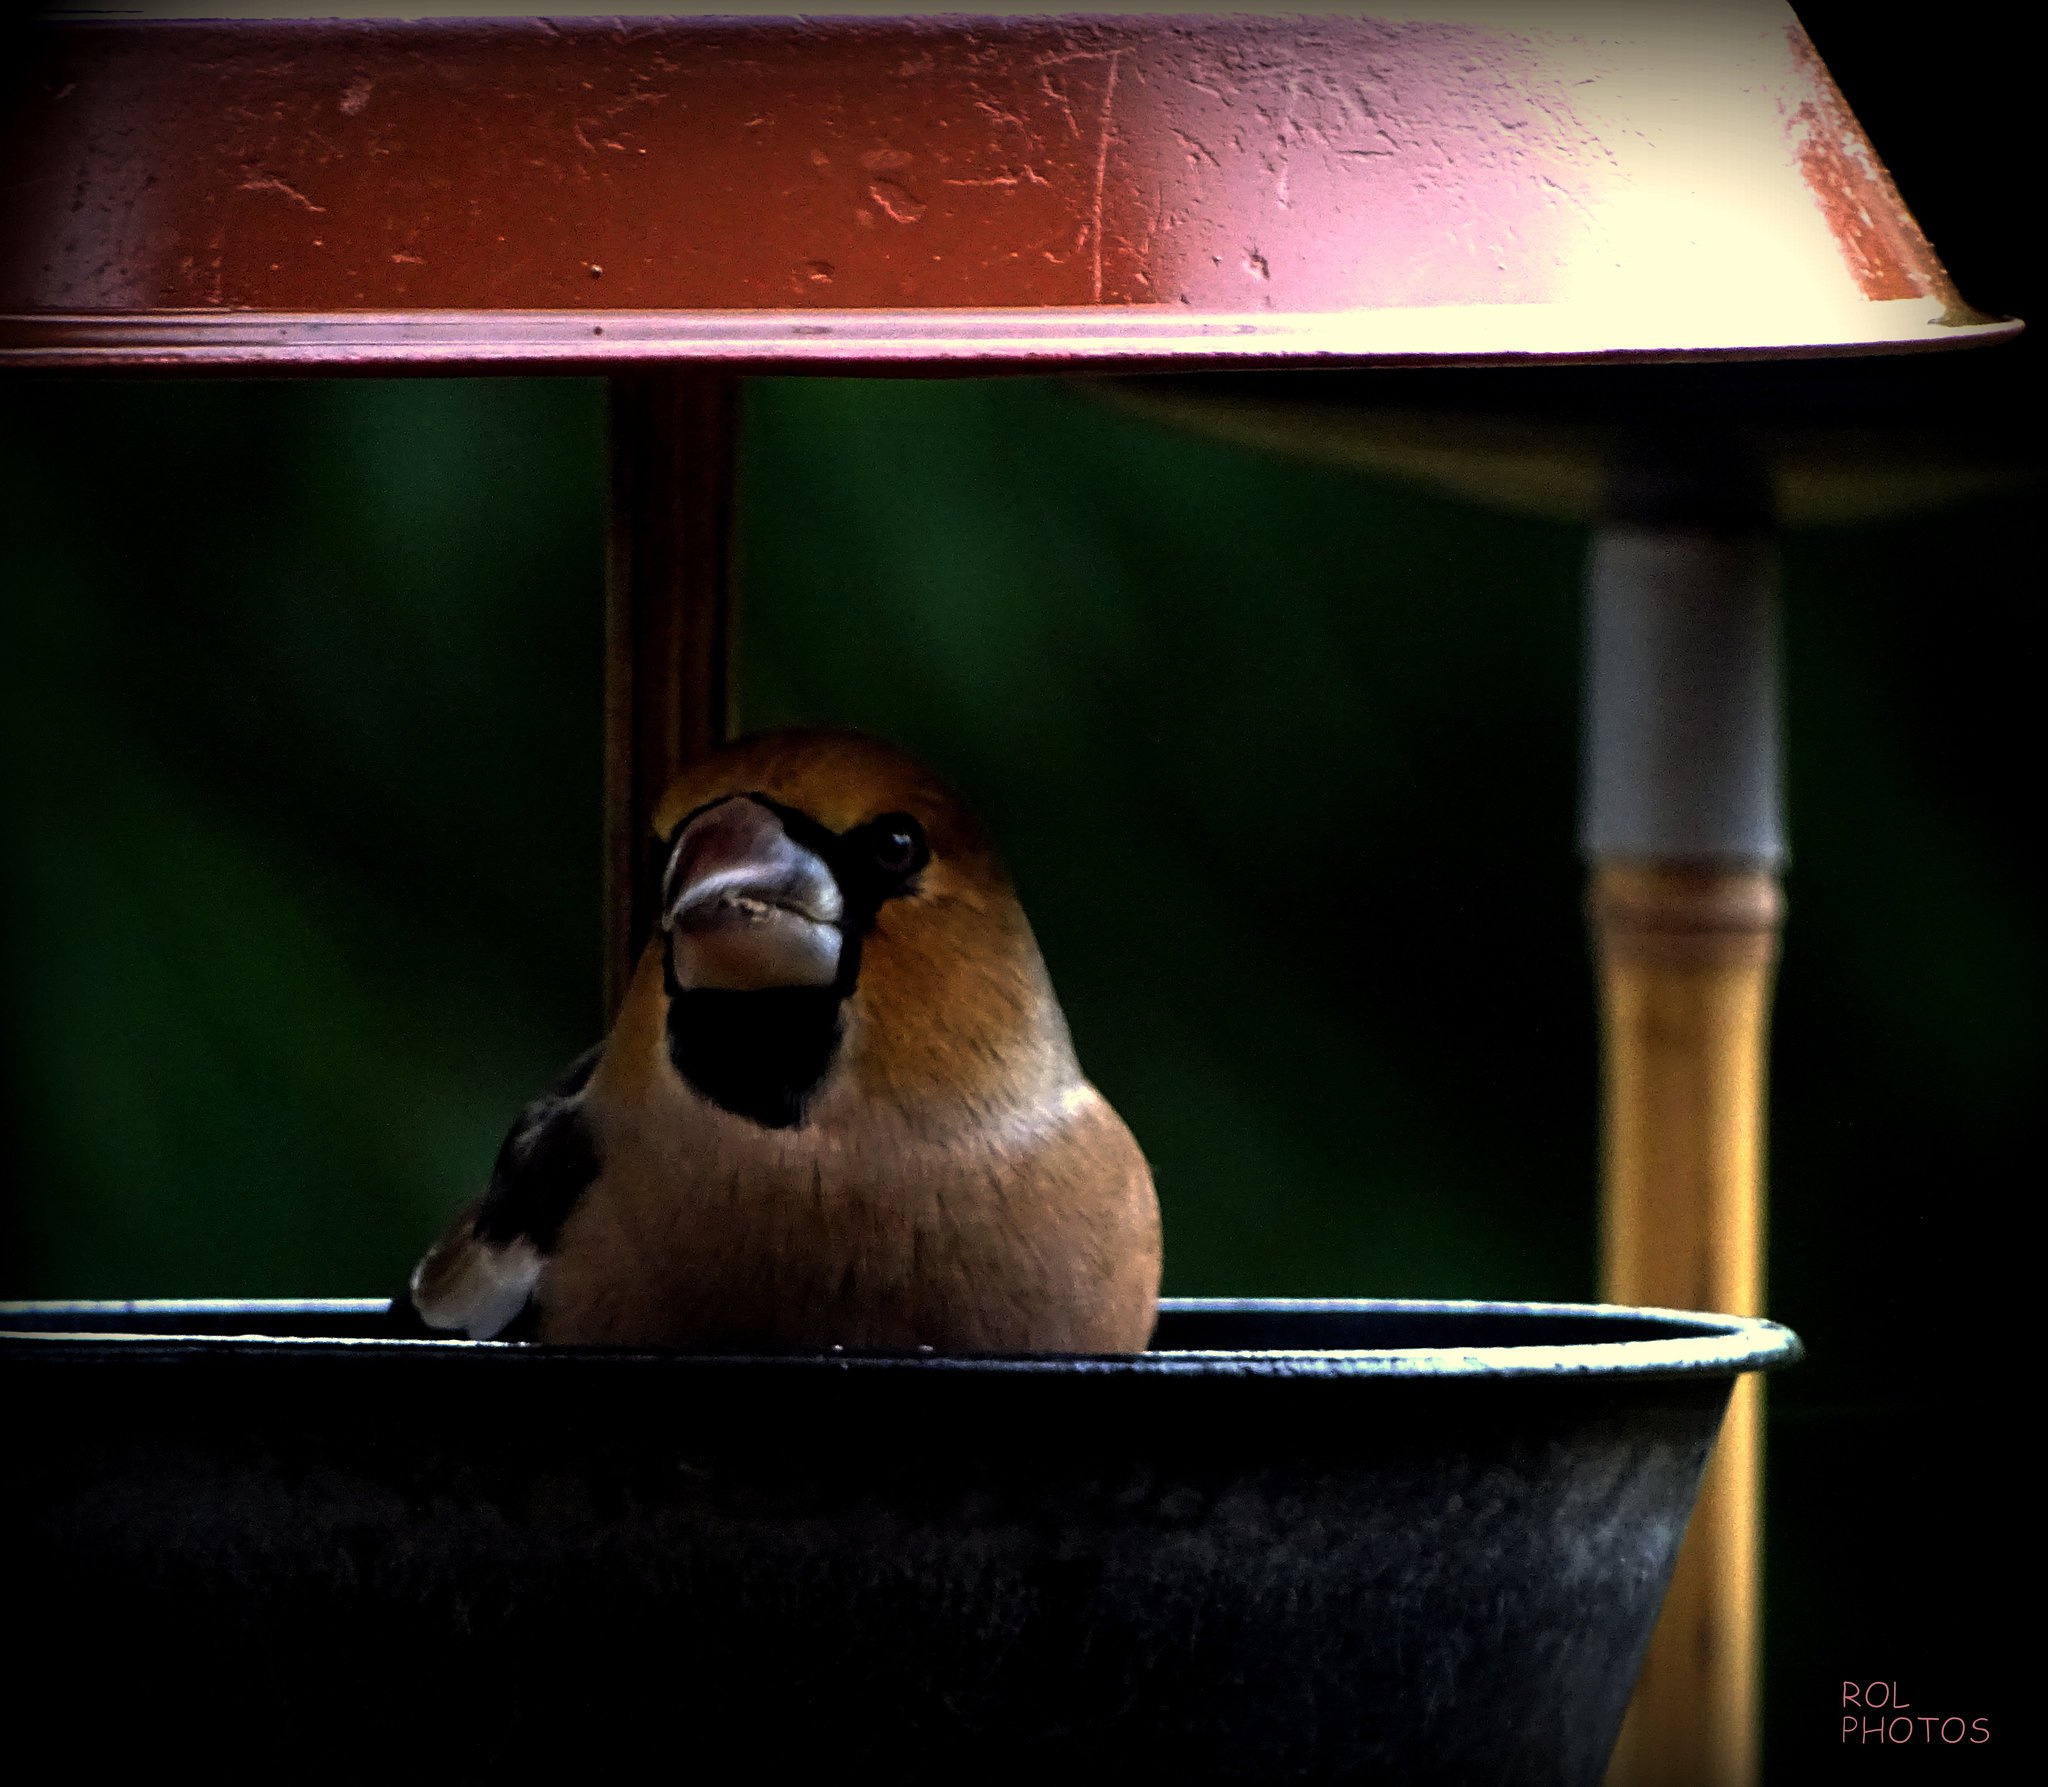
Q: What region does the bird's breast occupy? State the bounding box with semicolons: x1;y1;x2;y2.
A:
538;1074;1155;1353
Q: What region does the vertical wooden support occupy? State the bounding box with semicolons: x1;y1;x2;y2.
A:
1583;439;1781;1787
604;373;742;1017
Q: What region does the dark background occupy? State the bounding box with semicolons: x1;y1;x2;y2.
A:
1;4;2034;1779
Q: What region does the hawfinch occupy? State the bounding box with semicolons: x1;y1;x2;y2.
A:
396;728;1161;1352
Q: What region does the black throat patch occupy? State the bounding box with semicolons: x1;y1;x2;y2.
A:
663;983;846;1129
654;792;925;1130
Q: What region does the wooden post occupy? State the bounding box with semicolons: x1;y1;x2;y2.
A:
604;373;742;1017
1584;440;1781;1787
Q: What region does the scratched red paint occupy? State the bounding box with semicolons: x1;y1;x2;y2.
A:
0;12;2004;372
1782;28;1952;306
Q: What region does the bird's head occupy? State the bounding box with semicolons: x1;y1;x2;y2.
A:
636;729;1076;1130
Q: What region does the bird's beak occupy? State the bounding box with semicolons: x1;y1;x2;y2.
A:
660;797;845;992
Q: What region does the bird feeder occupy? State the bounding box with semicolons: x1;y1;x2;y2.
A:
0;6;2012;1784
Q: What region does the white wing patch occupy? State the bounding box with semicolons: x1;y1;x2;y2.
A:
410;1234;543;1340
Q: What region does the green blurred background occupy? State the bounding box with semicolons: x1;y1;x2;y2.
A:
4;370;1611;1302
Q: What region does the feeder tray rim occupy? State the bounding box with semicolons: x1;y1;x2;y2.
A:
0;1295;1802;1380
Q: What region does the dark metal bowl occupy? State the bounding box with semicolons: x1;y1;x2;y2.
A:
0;1297;1798;1783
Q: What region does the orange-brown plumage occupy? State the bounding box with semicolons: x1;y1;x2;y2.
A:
404;728;1161;1353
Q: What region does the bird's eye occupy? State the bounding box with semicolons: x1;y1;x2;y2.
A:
868;813;926;879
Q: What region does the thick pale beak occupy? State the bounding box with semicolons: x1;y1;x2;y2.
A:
660;798;845;992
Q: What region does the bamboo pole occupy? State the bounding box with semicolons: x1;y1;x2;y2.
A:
1595;862;1781;1787
1581;445;1781;1787
603;372;742;1017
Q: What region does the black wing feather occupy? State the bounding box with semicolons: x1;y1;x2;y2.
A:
474;1042;605;1251
384;1042;605;1337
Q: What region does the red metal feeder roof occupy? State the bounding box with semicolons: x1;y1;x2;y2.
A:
0;5;2015;374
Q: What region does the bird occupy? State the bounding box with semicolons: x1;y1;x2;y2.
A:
395;727;1161;1353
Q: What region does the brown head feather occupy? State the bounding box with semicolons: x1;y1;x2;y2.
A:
646;729;1075;1125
